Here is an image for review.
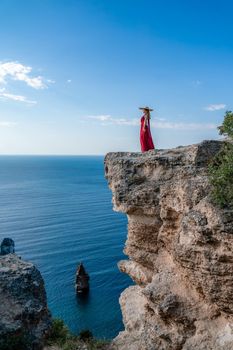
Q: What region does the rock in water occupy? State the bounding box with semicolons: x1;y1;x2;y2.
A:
1;238;15;255
75;262;90;294
105;140;233;350
0;254;51;350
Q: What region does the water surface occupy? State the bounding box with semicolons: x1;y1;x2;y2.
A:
0;156;131;339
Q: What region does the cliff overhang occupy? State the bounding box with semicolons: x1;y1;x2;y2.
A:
105;140;233;350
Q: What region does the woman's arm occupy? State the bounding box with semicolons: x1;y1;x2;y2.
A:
143;116;148;131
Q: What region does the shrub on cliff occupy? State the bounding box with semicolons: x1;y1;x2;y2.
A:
209;111;233;208
218;110;233;138
47;318;69;344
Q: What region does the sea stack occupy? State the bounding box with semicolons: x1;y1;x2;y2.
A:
0;238;15;255
75;262;90;294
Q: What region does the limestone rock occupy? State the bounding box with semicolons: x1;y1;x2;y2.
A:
105;140;233;350
0;254;51;350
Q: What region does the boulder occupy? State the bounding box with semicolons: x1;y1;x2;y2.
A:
0;254;51;350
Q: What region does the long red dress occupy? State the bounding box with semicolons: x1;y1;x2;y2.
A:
140;115;155;152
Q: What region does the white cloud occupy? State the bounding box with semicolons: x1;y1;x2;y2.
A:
0;61;52;105
0;88;36;104
88;115;112;122
0;121;17;127
87;115;216;130
67;79;72;83
47;79;55;84
88;115;140;126
204;104;226;111
151;121;216;130
0;61;47;89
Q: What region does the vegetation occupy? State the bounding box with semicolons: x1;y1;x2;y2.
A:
48;318;70;343
79;329;93;341
46;319;109;350
208;111;233;208
218;110;233;138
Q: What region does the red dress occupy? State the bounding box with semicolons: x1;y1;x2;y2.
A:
140;115;155;152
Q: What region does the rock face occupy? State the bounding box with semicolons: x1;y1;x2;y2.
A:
0;254;51;350
105;141;233;350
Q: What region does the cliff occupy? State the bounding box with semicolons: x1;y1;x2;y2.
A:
105;140;233;350
0;254;51;350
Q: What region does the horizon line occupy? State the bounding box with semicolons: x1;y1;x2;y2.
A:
0;154;107;157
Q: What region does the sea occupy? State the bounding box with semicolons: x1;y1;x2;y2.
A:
0;156;132;339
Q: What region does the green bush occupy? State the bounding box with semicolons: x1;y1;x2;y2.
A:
218;110;233;138
209;111;233;208
48;318;70;343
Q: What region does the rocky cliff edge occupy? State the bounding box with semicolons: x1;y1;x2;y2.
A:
105;140;233;350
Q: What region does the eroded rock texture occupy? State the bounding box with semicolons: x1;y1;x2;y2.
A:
0;254;51;349
105;141;233;350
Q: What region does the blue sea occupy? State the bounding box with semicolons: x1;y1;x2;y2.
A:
0;156;131;339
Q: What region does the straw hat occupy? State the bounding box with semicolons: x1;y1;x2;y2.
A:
139;106;153;111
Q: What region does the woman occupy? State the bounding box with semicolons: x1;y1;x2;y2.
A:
139;106;155;152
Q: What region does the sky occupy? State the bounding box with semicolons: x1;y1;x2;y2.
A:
0;0;232;154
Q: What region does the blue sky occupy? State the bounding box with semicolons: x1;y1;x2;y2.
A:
0;0;232;154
